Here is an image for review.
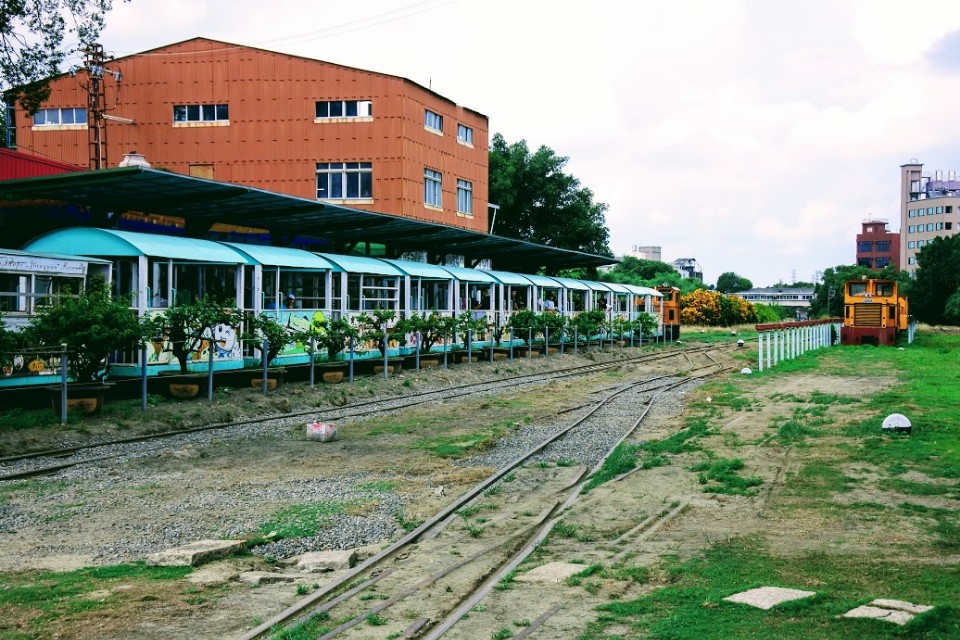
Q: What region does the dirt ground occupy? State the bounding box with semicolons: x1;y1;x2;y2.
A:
3;346;954;639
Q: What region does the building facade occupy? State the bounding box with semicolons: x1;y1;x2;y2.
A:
735;287;814;320
5;38;490;233
855;219;899;270
900;160;960;272
672;257;703;280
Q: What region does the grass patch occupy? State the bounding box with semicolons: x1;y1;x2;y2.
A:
579;537;960;639
690;458;763;495
257;501;356;539
412;423;510;458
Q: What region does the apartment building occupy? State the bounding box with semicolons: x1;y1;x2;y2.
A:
900;160;960;272
855;218;899;270
5;38;489;233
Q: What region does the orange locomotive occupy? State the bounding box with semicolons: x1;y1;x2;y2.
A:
654;285;681;341
839;278;908;346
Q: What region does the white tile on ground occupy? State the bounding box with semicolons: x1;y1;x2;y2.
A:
722;586;816;610
869;599;933;614
843;605;915;625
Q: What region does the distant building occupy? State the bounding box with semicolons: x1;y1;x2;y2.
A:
900;160;960;272
629;245;662;262
735;287;815;320
672;257;702;280
855;218;900;270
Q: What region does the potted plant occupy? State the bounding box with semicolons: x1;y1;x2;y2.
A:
452;311;487;363
356;308;405;374
146;296;241;398
507;309;543;356
244;313;307;389
539;311;567;353
27;276;148;413
395;311;456;367
311;316;359;382
569;310;607;351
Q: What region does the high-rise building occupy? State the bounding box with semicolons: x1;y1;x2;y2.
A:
900;160;959;272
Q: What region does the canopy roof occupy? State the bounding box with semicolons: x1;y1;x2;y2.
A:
481;269;533;286
25;227;245;263
220;242;336;270
317;253;403;276
438;264;499;284
0;167;617;272
379;258;453;280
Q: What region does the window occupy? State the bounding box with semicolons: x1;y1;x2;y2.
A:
457;179;472;214
937;222;944;230
908;257;916;265
876;257;891;268
858;241;873;252
908;209;916;218
424;168;442;206
908;241;916;249
173;104;229;123
876;240;891;252
316;162;373;199
937;206;944;214
927;207;934;215
947;206;953;213
918;209;925;216
425;110;443;132
315;100;372;118
457;124;473;145
927;223;935;231
908;225;915;233
948;222;954;230
33;107;87;126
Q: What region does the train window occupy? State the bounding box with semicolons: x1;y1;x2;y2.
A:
848;283;867;296
876;283;893;296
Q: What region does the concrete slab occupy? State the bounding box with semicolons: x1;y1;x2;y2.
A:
723;586;816;610
842;599;933;625
145;539;246;567
186;562;241;585
870;599;934;614
843;605;914;625
296;550;357;573
514;562;586;584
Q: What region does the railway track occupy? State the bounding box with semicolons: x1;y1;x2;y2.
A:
0;344;727;482
236;348;728;639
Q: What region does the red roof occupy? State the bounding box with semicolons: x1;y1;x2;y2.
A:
0;149;85;179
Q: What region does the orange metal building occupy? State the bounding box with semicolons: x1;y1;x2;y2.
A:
6;38;489;233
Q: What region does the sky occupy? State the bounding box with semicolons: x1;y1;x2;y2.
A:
84;0;960;286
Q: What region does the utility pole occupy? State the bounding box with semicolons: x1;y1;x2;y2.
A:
78;43;123;170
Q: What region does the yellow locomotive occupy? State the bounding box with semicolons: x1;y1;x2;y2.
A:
839;278;908;346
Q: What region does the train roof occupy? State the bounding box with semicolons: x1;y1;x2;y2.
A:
0;167;618;272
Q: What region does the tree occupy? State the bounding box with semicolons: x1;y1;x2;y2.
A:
598;256;706;295
488;133;612;262
1;0;124;114
715;271;753;293
27;276;146;383
911;235;960;324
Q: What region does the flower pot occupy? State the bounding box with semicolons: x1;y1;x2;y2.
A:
317;362;347;383
250;369;284;390
404;353;443;369
46;383;113;416
158;372;208;400
372;357;405;375
452;351;481;364
482;347;511;361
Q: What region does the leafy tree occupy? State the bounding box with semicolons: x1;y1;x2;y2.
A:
680;290;755;327
715;272;753;293
598;257;706;295
809;264;907;318
27;276;146;382
1;1;125;114
488;133;612;263
146;297;241;374
911;234;960;324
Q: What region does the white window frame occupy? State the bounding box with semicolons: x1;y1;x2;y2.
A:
316;162;373;200
315;100;372;119
457;123;473;145
425;168;442;207
173;104;229;124
457;179;472;215
33;107;87;127
425;109;443;133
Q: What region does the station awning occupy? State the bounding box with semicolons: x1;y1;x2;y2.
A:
25;227;245;263
0;167;618;273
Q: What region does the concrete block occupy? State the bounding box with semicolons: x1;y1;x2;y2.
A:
238;571;298;585
296;550;357;573
145;539;246;567
723;586;816;610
